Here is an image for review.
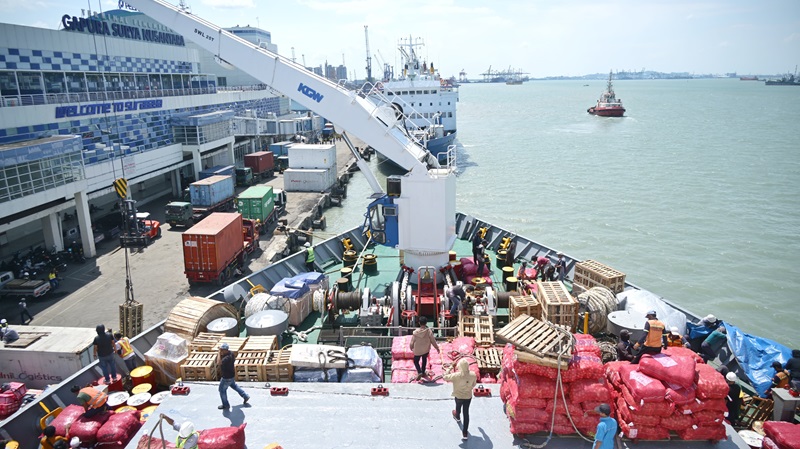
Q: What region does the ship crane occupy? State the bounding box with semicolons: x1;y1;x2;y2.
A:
127;0;457;273
364;25;372;83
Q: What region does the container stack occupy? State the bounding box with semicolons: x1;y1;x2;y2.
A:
499;335;608;437
604;346;728;442
283;143;337;192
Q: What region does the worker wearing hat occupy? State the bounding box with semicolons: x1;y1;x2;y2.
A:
554;252;567;281
218;342;249;410
631;310;665;364
70;384;108;417
303;242;315;272
584;403;617;449
161;414;199;449
663;326;689;348
725;372;742;426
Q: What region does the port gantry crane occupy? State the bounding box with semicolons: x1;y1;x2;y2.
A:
127;0;458;274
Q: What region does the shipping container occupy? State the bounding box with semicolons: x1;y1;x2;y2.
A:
0;325;96;389
237;185;275;223
244;151;275;175
198;165;235;180
269;141;293;156
189;175;235;207
283;168;337;192
288;143;336;169
182;213;244;283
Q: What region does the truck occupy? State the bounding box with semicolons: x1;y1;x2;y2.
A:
198;164;235;180
244;151;275;180
0;271;50;298
235;167;254;187
0;325;96;389
237;185;278;225
119;212;162;248
182;212;259;285
165;175;235;227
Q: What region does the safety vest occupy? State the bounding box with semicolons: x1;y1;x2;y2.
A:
665;334;684;347
775;370;790;388
644;319;666;348
48;272;56;280
79;386;107;409
306;247;315;263
176;432;199;449
118;337;134;358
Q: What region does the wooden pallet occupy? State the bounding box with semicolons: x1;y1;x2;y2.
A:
536;281;579;331
190;332;223;352
458;315;494;347
234;351;269;382
264;346;293;382
738;395;773;429
4;332;49;348
242;336;278;352
495;314;572;368
573;259;626;294
475;347;502;373
180;351;219;381
212;337;248;355
509;294;542;321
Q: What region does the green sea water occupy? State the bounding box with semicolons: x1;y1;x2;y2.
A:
326;79;800;348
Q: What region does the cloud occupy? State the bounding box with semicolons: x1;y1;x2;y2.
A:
201;0;255;8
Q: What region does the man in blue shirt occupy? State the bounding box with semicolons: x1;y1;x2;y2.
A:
589;403;617;449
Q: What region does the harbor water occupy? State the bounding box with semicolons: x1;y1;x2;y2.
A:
325;79;800;347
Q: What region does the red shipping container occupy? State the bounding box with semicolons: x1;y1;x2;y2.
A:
244;151;274;174
182;213;244;282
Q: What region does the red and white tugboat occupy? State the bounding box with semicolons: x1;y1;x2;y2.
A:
588;70;626;117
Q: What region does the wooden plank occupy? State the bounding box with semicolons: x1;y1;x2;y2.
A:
242;336;277;351
4;332;49;348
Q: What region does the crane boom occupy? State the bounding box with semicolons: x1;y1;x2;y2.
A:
127;0;457;271
364;25;372;83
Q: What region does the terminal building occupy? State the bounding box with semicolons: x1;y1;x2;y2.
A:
0;8;323;260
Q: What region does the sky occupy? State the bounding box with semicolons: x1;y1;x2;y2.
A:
1;0;798;79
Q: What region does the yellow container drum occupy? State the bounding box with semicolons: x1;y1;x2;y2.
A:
115;406;138;414
140;405;159;422
130;365;154;387
131;383;152;395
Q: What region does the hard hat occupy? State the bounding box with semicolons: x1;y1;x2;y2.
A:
704;314;717;323
670;326;680;335
70;437;81;448
304;242;310;247
179;421;195;438
645;310;657;317
0;318;6;324
220;342;229;350
725;372;737;383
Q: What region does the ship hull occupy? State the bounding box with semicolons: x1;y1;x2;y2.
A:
588;106;626;117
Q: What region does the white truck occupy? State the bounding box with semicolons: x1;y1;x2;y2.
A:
0;271;50;299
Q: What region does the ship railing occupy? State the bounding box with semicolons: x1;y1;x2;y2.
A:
0;87;222;108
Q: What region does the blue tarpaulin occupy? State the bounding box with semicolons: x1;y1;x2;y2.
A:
686;320;723;341
724;323;792;397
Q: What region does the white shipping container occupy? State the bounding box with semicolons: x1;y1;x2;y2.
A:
288;144;337;169
283;168;337;192
0;325;97;389
279;120;296;135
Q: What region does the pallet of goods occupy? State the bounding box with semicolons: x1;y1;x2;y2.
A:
509;294;542;321
536;281;579;331
573;260;626;295
180;351;219;381
264;345;293;382
234;351;270;382
212;337;248;355
242;335;278;351
496;314;572;369
190;332;223;352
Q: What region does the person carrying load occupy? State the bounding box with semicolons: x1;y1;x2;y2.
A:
632;310;665;364
161;414;199;449
70;385;108;417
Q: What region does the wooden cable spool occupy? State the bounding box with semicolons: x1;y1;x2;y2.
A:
576;286;619;334
164;296;238;341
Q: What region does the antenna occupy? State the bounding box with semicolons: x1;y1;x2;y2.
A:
302;54;306;68
364;25;373;83
291;47;296;63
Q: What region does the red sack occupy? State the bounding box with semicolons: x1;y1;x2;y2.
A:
96;443;126;449
517;374;557;399
500;379;510;402
506;401;550;423
617;420;670;440
581;401;606;414
692;410;726;425
565;354;604;382
604;361;628;387
695;364;728;399
660;412;693;431
505;376;548;407
391;336;414;360
509;419;545;435
480;373;498;384
570;378;611;403
198;424;247;449
676;397;727;414
638;353;697;389
574;334;602;357
136;436;176;449
451;337;476;355
390;358;416;383
616;398;661;427
662;346;704;364
71;411;112;444
676;424;727;441
665;383;696;405
545;399;583;418
619;385;674;415
50;405;85;437
762;436;780;449
97;410;142;445
763;421;800;449
552;424;578;435
619;364;666;403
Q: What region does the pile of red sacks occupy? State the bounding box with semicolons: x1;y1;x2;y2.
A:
0;382;26;419
391;336;480;383
136;424;247;449
605;346;728;441
50;405;142;447
459;257;492;286
762;421;800;449
500;334;610;436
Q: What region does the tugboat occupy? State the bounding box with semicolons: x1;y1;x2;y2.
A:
587;70;626;117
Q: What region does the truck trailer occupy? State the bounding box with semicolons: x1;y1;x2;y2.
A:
182;212;259;285
165;175;236;227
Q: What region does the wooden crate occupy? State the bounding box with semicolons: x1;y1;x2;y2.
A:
573;260;626;294
212;337;248;355
190;332;223;352
242;336;278;352
496;314;572;368
536;281;579;331
234;351;269;382
458;315;494;347
509;294;541;321
475;347;502;373
180;351;219;381
264;346;293;382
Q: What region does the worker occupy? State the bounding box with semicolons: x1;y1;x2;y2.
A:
444;358;478;441
699;326;727;363
785;349;800;392
48;269;59;289
585;403;617;449
1;319;19;344
40;425;68;449
69;437;80;449
19;298;33;325
725;372;742;426
475;243;488;278
93;324;117;383
768;361;791;396
505;239;517;269
471;232;483;264
447;283;473;317
218;342;250;409
303;242;315;272
113;332;138;371
632;310;665;364
616;330;634;361
473;298;487;316
663;326;689;348
70;385;108;417
52;441;68;449
160;414;199;449
554;252;567;281
410;316;440;381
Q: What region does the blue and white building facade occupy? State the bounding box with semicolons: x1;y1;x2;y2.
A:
0;8;320;259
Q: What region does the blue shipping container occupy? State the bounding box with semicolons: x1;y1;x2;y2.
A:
268;141;293;157
189;175;235;207
199;165;236;180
